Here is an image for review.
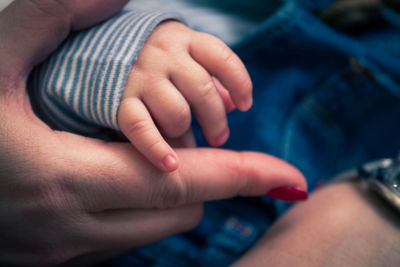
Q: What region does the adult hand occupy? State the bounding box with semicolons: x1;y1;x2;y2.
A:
0;1;307;265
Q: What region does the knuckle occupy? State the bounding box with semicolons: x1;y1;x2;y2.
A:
175;104;191;126
231;152;250;194
197;79;216;102
123;118;152;139
145;138;165;154
167;105;191;137
138;46;168;70
149;40;173;54
154;174;188;208
19;181;72;224
148;22;190;51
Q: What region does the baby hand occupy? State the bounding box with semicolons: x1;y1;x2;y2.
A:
118;21;252;172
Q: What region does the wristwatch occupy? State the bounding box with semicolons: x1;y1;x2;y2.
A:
358;158;400;212
334;157;400;212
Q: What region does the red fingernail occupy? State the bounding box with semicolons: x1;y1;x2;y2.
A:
266;187;308;202
213;128;229;146
162;154;178;172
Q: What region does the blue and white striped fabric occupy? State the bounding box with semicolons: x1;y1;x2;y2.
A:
30;10;181;135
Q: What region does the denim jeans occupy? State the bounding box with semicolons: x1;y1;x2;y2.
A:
114;0;400;265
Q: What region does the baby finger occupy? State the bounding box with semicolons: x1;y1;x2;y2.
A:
118;98;179;172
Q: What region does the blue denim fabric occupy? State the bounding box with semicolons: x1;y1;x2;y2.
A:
113;0;400;265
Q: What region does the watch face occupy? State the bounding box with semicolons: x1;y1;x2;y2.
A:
376;161;400;193
359;158;400;212
367;160;400;211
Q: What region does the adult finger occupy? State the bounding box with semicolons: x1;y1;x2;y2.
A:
0;0;128;79
170;56;229;147
118;97;179;172
60;205;202;265
65;139;307;212
81;204;203;251
190;33;253;111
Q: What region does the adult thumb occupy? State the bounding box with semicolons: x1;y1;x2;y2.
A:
0;0;128;80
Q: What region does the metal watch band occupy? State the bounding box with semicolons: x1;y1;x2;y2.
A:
358;158;400;212
332;157;400;213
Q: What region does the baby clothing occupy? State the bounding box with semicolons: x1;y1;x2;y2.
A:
29;0;275;137
29;10;181;135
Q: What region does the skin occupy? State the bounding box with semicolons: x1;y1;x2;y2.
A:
119;20;253;172
233;182;400;267
0;0;306;265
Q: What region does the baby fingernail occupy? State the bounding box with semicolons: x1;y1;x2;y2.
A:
240;95;253;111
213;128;229;146
266;187;308;202
162;154;178;172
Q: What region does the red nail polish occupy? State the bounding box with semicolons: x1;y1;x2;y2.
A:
266;187;308;202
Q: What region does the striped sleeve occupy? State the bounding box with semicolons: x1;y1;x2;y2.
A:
29;10;183;135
